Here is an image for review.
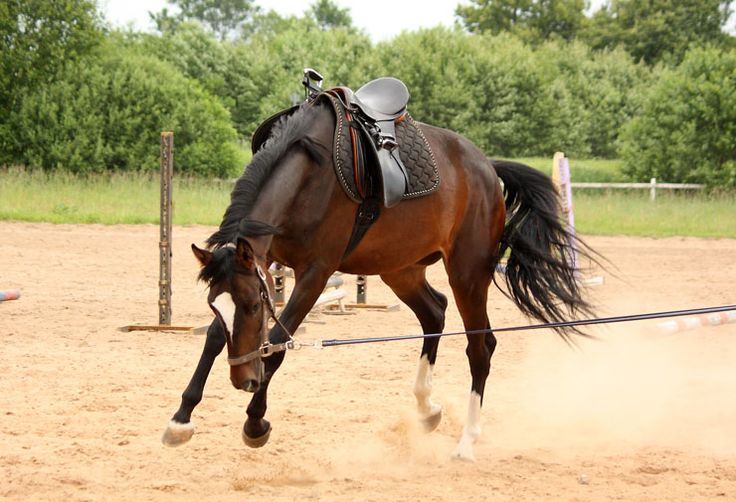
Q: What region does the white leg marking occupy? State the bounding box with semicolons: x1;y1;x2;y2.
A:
413;355;441;418
162;419;195;447
211;292;236;343
452;391;482;461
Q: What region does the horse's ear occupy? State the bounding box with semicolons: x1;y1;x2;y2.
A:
235;237;256;271
191;244;212;267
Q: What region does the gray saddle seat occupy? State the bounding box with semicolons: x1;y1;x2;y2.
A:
352;77;410;121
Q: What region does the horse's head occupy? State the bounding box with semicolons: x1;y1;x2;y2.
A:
192;238;273;393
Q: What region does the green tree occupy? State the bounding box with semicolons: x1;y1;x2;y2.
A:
149;8;183;34
456;0;532;34
9;42;244;175
375;28;556;156
240;10;300;39
0;0;102;164
227;14;373;139
308;0;353;30
529;0;588;41
151;0;259;40
583;0;734;64
136;23;231;106
456;0;587;43
619;47;736;187
535;41;651;157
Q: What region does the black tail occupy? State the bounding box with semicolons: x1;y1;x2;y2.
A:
492;160;595;339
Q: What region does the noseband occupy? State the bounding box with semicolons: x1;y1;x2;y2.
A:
226;264;295;367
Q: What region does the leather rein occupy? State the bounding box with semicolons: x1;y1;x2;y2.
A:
226;264;295;367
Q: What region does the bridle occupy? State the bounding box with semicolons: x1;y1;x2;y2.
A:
225;264;295;368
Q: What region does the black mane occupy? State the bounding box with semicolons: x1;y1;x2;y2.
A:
198;222;281;285
197;246;236;284
206;102;329;249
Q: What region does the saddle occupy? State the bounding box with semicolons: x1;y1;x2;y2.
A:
251;69;440;257
328;79;407;208
252;69;439;209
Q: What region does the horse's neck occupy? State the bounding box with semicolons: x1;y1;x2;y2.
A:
249;107;336;231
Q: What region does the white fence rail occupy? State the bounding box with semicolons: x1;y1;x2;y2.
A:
570;177;704;201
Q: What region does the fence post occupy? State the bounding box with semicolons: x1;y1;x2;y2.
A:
159;132;173;325
650;177;657;201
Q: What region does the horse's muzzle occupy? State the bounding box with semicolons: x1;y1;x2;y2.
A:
235;378;260;393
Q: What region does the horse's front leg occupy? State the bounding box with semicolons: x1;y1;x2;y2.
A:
162;319;225;446
242;267;333;448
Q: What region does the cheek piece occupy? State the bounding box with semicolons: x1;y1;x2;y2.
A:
216;264;297;368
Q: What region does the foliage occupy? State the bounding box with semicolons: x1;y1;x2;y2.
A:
136;23;232;106
373;30;647;159
535;41;651;157
516;157;626;182
150;0;259;40
0;0;103;164
619;47;736;187
0;168;231;225
226;15;373;138
375;29;556;157
8;42;244;176
456;0;734;65
308;0;353;30
571;190;736;237
2;1;735;184
4;167;734;237
456;0;588;43
583;0;734;65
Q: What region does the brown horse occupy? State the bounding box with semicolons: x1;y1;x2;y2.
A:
162;97;592;460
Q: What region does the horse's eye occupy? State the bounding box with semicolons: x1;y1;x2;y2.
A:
251;303;260;315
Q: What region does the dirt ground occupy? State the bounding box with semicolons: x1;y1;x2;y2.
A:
1;221;735;501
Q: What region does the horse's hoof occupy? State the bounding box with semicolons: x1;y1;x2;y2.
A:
161;420;195;447
421;408;443;432
451;440;476;462
451;450;476;462
242;421;272;448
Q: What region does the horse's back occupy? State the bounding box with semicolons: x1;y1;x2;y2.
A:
419;122;500;193
338;121;504;274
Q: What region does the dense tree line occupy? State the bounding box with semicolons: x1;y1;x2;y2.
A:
1;0;734;186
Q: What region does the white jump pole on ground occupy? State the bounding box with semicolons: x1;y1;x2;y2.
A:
0;289;21;302
314;275;346;308
657;310;736;334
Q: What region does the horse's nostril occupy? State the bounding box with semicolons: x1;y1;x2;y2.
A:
241;379;260;393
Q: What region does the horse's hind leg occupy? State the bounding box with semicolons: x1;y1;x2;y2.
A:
445;256;497;461
381;265;447;431
162;319;225;446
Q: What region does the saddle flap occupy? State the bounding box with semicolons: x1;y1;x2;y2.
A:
351;118;408;208
377;148;409;208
